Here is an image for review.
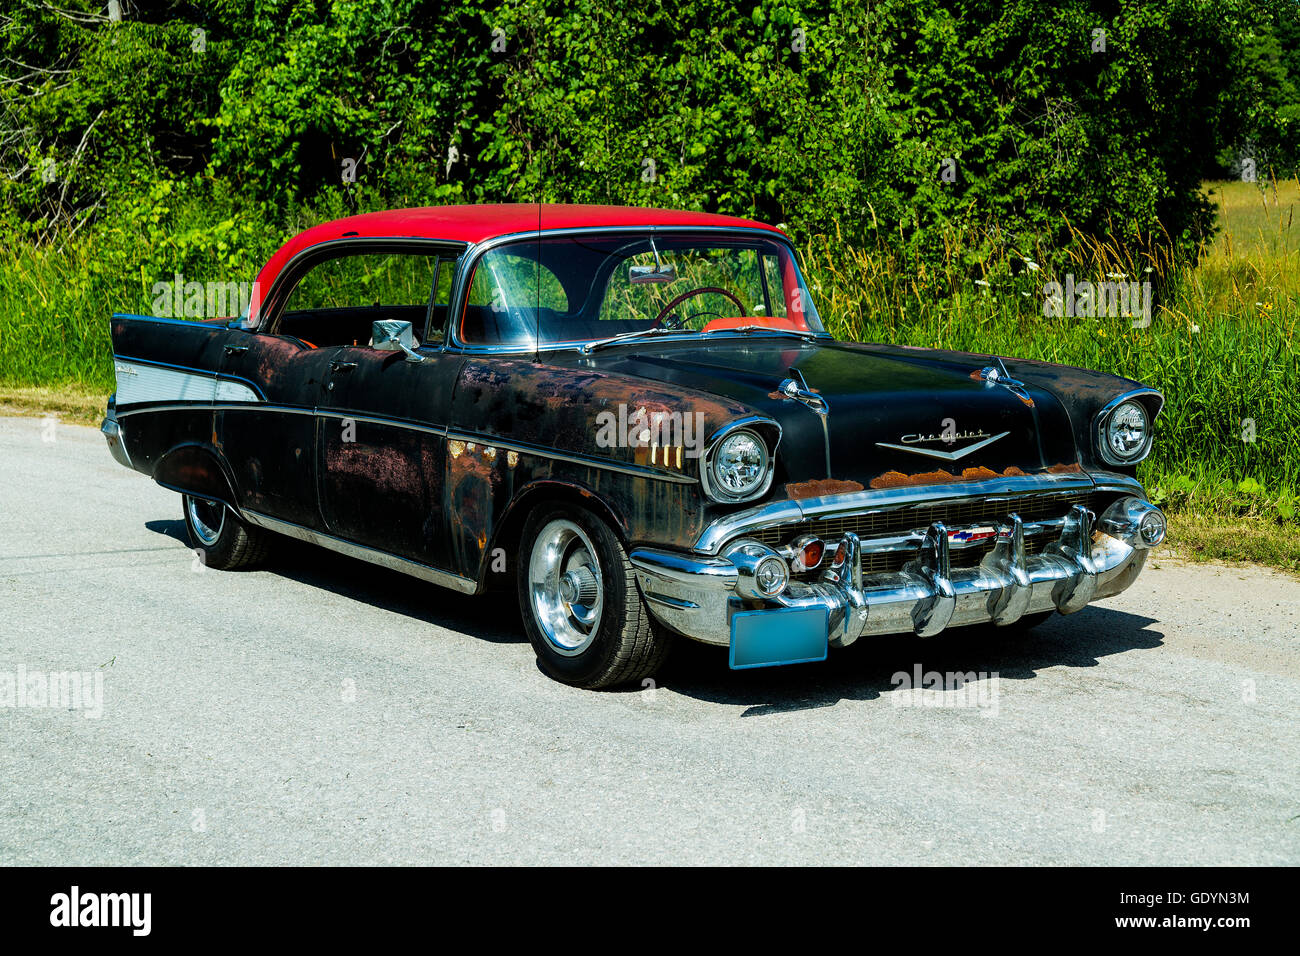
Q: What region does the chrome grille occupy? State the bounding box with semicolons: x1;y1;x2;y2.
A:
745;490;1102;575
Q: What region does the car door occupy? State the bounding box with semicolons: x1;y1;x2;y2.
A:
216;329;344;530
315;248;464;568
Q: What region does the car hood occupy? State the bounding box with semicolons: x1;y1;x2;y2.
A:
576;337;1083;493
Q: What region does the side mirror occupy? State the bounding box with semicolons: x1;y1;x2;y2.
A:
371;320;425;363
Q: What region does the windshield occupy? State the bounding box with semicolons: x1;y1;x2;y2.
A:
458;233;825;348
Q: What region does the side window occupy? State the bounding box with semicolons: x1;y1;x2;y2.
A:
466;253;567;312
461;252;569;346
277;251;443;347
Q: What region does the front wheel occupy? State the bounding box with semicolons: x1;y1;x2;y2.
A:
181;494;271;570
518;504;672;689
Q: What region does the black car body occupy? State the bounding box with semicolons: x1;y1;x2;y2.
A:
102;204;1167;687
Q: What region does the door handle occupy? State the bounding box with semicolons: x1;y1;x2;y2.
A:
330;361;357;373
224;344;249;355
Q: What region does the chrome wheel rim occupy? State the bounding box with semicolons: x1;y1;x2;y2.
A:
187;496;225;547
528;519;604;656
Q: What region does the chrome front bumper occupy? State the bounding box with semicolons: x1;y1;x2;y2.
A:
630;498;1162;651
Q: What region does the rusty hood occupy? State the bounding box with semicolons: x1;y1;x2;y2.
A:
570;337;1087;492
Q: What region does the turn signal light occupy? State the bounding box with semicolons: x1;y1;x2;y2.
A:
788;535;825;572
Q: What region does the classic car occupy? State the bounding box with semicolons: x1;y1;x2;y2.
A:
102;204;1167;688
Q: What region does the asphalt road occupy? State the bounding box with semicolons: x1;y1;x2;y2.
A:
1;414;1297;865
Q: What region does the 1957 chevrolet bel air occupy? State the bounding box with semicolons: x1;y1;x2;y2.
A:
103;204;1167;688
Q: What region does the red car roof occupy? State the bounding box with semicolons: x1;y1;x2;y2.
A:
249;204;783;323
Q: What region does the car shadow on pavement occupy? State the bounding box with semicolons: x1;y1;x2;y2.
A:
271;539;525;643
144;518;1161;703
145;518;189;545
145;518;523;643
656;606;1164;715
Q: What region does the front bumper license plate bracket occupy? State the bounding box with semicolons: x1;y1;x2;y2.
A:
729;606;829;670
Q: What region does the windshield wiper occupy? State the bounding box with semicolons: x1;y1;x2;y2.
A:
581;326;693;353
582;323;825;354
704;325;825;343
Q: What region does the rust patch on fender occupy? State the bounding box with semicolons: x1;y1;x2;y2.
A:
870;469;959;489
869;465;1038;489
785;478;865;499
448;442;502;566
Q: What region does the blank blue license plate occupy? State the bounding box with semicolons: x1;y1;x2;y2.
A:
729;606;829;670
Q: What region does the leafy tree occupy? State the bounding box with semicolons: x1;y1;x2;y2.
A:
0;0;1271;270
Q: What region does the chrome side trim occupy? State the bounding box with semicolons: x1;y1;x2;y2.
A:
115;401;314;419
113;353;267;401
114;403;694;485
113;357;261;406
242;510;478;594
444;430;698;484
315;409;448;438
693;473;1098;554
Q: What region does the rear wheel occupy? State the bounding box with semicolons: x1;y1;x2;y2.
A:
181;494;271;570
518;504;672;689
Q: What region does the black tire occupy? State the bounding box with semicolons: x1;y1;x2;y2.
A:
517;503;672;689
181;494;271;570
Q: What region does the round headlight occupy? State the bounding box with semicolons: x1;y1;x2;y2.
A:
710;430;768;499
1104;400;1149;462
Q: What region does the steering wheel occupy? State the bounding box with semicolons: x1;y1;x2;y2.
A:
654;286;745;328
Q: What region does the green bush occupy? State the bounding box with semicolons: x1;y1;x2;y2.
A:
0;0;1265;268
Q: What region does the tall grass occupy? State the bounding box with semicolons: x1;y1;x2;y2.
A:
803;180;1300;513
0;241;121;390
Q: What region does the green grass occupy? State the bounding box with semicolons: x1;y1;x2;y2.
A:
2;182;1298;571
0;240;120;392
800;179;1300;533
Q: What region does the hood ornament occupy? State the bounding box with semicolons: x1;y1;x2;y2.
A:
977;357;1034;407
776;369;832;478
775;370;827;414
